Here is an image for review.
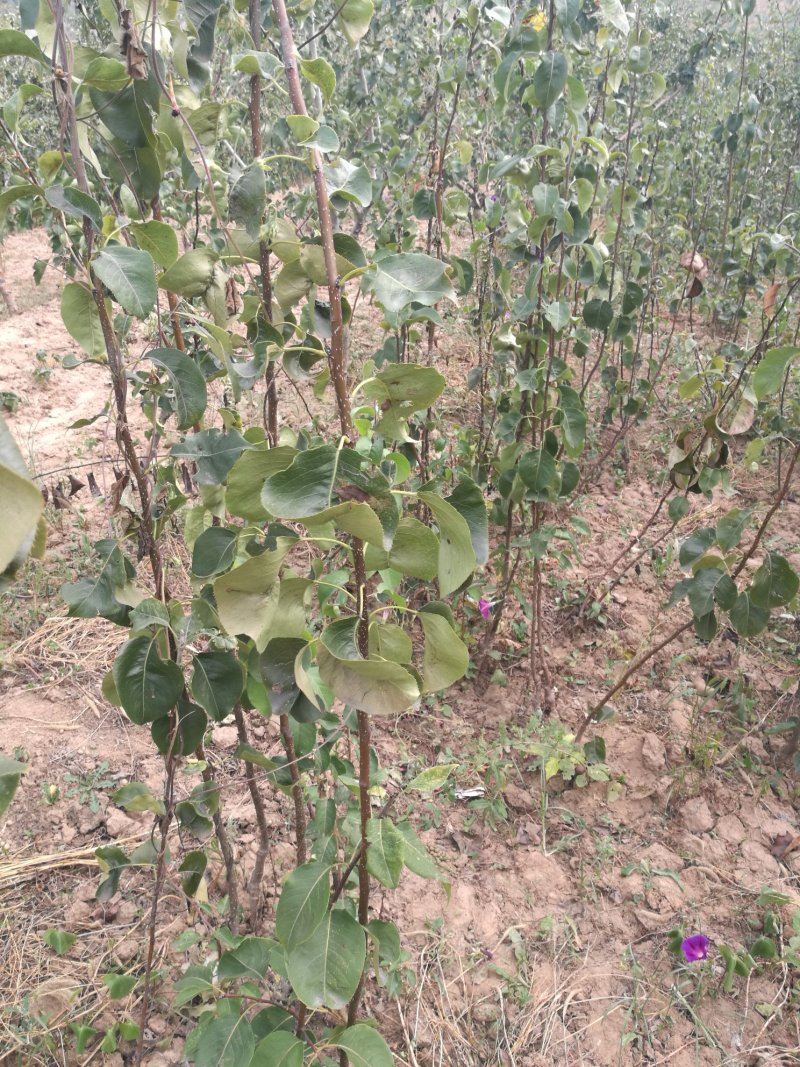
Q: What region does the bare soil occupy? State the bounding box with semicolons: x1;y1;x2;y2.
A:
1;229;799;1067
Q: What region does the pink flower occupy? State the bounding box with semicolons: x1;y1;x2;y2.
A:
681;934;709;962
478;597;491;619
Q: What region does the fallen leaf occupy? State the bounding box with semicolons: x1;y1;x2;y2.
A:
770;832;800;860
763;281;780;318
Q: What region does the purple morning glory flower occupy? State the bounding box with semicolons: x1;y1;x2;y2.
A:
478;597;491;619
681;934;709;962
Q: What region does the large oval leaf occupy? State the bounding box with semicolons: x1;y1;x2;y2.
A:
416;493;476;596
285;910;365;1010
533;51;568;109
112;635;184;725
333;1025;394;1067
93;245;156;318
145;348;208;430
276;861;331;950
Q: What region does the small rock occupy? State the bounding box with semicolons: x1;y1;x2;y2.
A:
716;814;747;846
635;907;669;931
77;807;104;836
61;820;77;845
103;1055;124;1067
148;1015;168;1036
741;840;781;878
504;783;535;813
115;900;139;924
104;808;142;839
666;699;691;735
212;725;239;748
74;880;98;903
114;938;139;964
641;732;667;772
65;900;94;926
680;797;715;834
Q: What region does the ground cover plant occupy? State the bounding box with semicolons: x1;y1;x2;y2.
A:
0;0;799;1063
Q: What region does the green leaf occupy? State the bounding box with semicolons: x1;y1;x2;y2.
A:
159;248;218;298
61;282;107;359
387;517;438;580
715;508;751;551
333;1025;393;1067
0;416;45;588
93;246;157;318
191;526;238;580
218;937;272;981
317;645;420;717
42;928;76;955
728;592;770;638
179;850;207;896
668;497;690;523
558;385;587;458
286;114;319;143
325;159;373;207
112;636;184;725
749;553;799;609
533;52;568;109
0;29;48;63
299;57;336;107
45;185;102;230
130;220;179;268
171;429;251;484
145;347;207;431
372;253;457;313
416;493;476;596
112;782;165;815
226;446;296;522
261;444;362;519
687;568;736;618
419;611;469;693
190;651;243;721
0;183;43;221
752;346;799;400
250;1032;304;1067
61;538;133;624
285;910;365;1010
544;299;571;332
274;260;312;309
338;0;375;45
196;1014;254;1067
679;527;715;570
406;763;457;794
102;973;137;999
366;817;404;888
212;540;294;651
276;861;331;950
229;163;266;240
394;820;446;886
173;964;215;1006
130;597;171;630
152;699;207;758
583;298;613;330
599;0;630;34
519;448;557;494
370;622;413;663
233;742;278;772
446;479;488;565
362;364;446;411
